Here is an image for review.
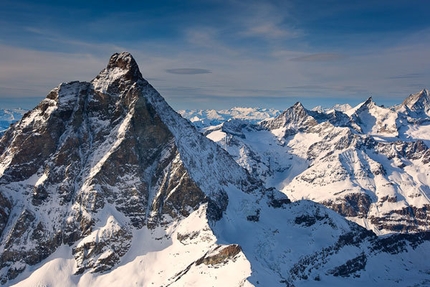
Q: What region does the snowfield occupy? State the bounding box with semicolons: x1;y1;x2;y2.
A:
0;53;429;286
189;90;430;235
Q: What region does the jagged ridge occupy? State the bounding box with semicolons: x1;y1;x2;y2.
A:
200;91;430;235
0;52;265;283
0;53;429;287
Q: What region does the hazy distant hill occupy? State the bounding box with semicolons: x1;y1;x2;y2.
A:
0;108;27;133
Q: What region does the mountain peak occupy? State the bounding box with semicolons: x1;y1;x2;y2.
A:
402;88;430;114
107;52;138;72
107;52;143;82
0;52;265;281
292;101;305;110
364;96;373;105
92;52;145;93
260;101;318;133
354;96;375;113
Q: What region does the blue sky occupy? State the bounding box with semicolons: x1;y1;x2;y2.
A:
1;0;429;110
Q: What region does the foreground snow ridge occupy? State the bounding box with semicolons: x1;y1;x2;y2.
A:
0;52;429;286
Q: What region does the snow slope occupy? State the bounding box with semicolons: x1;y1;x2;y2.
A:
202;92;430;235
1;53;429;287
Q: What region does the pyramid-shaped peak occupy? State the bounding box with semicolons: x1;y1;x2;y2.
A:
106;52;143;81
107;52;138;72
413;88;429;97
344;96;375;117
363;96;373;105
292;102;305;109
284;102;308;116
402;89;430;108
355;96;375;112
415;88;429;100
92;52;145;93
284;102;307;115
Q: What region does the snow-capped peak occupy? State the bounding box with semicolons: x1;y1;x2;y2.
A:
106;52;142;80
344;97;375;117
313;103;353;113
357;96;375;111
1;54;430;287
401;88;430;115
92;52;147;94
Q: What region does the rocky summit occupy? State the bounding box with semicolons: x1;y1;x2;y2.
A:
0;53;429;286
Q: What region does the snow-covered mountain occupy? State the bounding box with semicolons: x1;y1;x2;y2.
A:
401;88;430;117
312;103;353;113
0;53;429;286
0;109;27;134
178;107;281;129
203;91;430;236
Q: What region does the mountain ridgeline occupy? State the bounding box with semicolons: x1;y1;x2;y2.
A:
199;90;430;235
0;53;429;286
0;52;265;283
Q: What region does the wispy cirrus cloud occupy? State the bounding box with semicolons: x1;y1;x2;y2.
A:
290;53;347;62
166;68;211;75
1;0;430;112
388;73;423;79
244;23;298;40
234;1;300;41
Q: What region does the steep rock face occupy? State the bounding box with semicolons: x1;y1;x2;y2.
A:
402;89;430;116
348;97;399;135
1;53;430;287
0;192;11;237
0;52;261;283
260;102;321;136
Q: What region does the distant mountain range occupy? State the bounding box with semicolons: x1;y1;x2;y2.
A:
182;89;430;236
0;53;429;286
178;104;356;129
178;107;282;129
0;108;27;134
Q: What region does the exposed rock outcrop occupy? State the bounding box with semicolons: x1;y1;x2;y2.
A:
0;52;262;282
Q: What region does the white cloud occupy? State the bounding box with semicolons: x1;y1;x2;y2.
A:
1;3;429;111
233;1;300;40
246;23;293;39
166;68;211;75
290;53;347;62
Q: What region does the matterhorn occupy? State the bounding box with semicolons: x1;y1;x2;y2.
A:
0;52;428;286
